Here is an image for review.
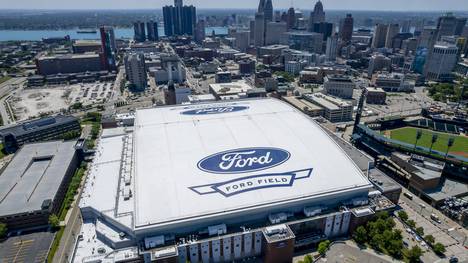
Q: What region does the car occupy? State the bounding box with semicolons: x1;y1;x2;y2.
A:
403;240;409;247
449;256;459;263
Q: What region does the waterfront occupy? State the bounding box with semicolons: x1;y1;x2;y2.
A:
0;27;228;41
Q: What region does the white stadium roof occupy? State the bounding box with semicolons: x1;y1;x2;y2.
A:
131;98;371;231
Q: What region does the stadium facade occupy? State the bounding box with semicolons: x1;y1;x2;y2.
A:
73;98;395;263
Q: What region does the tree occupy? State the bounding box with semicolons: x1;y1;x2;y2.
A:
429;134;438;154
0;222;7;238
424;235;435;245
415;227;424;237
353;226;368;244
303;254;313;263
432;243;446;255
387;239;403;258
407;219;416;229
317;240;331;256
49;214;60;229
398;211;409;222
406;246;424;263
370;234;384;251
445;137;455;159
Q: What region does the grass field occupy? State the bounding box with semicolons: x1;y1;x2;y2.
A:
388;127;468;157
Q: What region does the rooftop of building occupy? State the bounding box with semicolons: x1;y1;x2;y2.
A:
325;75;353;83
73;40;101;46
209;80;254;95
0;140;77;216
304;93;352;110
0;115;78;138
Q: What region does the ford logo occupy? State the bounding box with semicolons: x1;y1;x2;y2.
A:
198;147;290;174
181;106;249;115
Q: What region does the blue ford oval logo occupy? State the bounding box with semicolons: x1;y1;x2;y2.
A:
181;106;249;115
198;147;290;174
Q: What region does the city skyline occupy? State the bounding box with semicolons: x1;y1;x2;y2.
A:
1;0;468;11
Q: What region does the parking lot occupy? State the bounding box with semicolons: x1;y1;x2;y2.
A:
0;231;54;263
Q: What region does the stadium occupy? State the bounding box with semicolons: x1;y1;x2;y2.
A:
74;98;393;263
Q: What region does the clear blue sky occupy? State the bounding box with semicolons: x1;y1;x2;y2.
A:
1;0;467;11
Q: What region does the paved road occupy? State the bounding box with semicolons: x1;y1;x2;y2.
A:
0;231;54;263
318;242;396;263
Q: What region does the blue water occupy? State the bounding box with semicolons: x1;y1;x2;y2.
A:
0;27;228;41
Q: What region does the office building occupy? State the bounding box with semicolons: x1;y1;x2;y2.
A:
146;21;159;41
234;31;250;52
425;42;459;81
72;98;393;263
195;20;206;44
385;24;400;48
366;87;387;105
401;20;411;33
134;21;146;42
254;12;266;47
100;26;117;70
373;72;415;92
326;34;338;61
209;80;254;100
285;61;305;75
323;75;356;99
125;53;148;91
437;13;460;39
36;53;102;76
72;40;102;54
312;22;333;41
265;22;287;45
304;93;353;122
418;27;438;49
0;140;79;230
309;0;325;30
372;24;388;49
258;0;273;22
339;14;354;42
283;31;323;53
152;55;186;84
287;7;296;30
368;54;391;75
215;71;232;84
0;115;81;154
238;59;256;75
163;0;197;37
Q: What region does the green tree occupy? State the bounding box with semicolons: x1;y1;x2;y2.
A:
432;243;446;255
406;246;424;263
353;226;368;244
415;227;424;237
317;240;330;256
303;254;313;263
387;239;403;258
0;222;7;238
398;210;409;222
370;234;384;250
424;235;435;245
407;219;416;228
49;214;60;229
414;129;423;151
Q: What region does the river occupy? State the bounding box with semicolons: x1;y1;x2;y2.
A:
0;27;228;41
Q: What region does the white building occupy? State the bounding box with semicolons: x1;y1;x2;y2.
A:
285;61;305;75
324;75;356;99
325;34;338;61
124;53;147;91
73;98;376;263
425;42;459;81
304;93;353;122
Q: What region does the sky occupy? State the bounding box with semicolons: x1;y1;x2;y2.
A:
0;0;467;11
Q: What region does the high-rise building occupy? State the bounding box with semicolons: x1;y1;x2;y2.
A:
287;7;296;30
99;26;116;71
455;18;467;36
195;20;206;44
326;34;338;61
134;21;146;42
263;0;273;22
312;22;333;41
339;14;353;43
437;13;458;39
163;0;196;37
309;0;325;30
254;12;266;47
372;24;388;49
146;21;159;41
424;42;458;81
265;22;287;45
124;53;147;91
385;24;400;48
250;20;256;45
418;27;438;48
234;31;250;52
401;20;411;33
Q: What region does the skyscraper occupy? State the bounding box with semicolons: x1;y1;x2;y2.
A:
163;0;196;37
133;21;146;42
287;7;296;30
372;24;388;48
313;22;333;41
195;20;206;44
424;42;458;81
263;0;273;22
385;24;400;48
124;53;147;91
326;33;338;61
146;21;159;41
339;14;354;43
309;0;325;30
99;26;116;71
254;12;266;47
437;13;458;39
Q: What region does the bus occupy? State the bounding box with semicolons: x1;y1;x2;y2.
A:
403;192;413;200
